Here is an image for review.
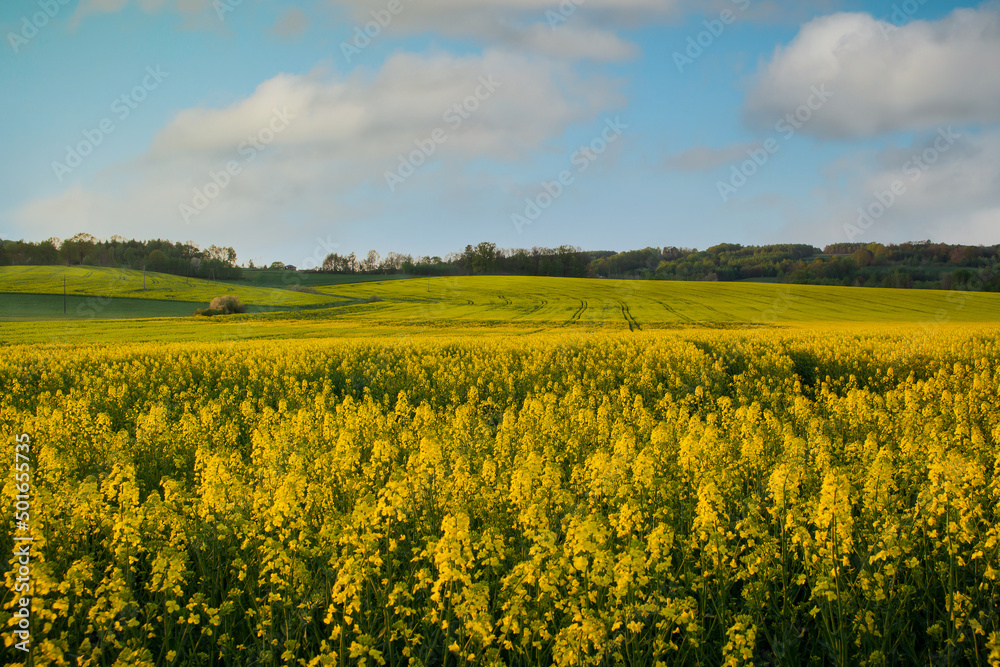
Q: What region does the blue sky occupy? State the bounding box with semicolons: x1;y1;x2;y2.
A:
1;0;997;267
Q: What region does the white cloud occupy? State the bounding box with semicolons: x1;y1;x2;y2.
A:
515;23;639;62
744;4;1000;138
813;129;1000;244
13;50;624;247
325;0;687;62
64;0;845;62
148;50;620;162
68;0;677;59
327;0;680;26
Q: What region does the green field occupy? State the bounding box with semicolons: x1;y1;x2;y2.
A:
234;269;420;288
3;272;1000;345
0;293;204;320
0;266;344;310
313;275;1000;326
4;270;1000;666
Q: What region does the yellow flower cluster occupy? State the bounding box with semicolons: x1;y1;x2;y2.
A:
1;326;999;665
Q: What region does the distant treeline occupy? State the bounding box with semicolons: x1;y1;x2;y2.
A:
324;241;1000;291
0;233;242;280
4;235;998;291
320;244;611;279
647;241;1000;290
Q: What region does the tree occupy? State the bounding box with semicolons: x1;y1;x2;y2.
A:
363;250;381;273
35;240;59;264
208;245;238;266
148;249;168;271
60;233;97;265
868;243;888;265
382;252;409;273
464;242;498;275
852;249;874;268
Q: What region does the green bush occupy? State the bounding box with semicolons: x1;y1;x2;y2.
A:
208;295;246;315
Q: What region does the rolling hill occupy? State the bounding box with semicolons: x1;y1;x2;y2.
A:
2;273;999;345
313;276;1000;327
0;265;345;319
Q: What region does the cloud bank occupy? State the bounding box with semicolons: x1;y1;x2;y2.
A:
745;5;1000;138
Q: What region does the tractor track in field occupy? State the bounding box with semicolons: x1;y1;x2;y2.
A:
511;296;546;318
526;304;541;316
657;300;693;322
521;296;547;318
570;300;588;322
620;301;642;331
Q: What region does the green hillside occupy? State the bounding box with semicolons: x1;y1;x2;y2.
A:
3;275;999;345
314;276;1000;327
0;293;204;320
0;266;344;311
235;269;419;288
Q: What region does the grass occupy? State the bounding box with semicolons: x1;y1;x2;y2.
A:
0;293;204;320
3;273;1000;345
233;269;422;288
0;266;345;308
313;276;1000;326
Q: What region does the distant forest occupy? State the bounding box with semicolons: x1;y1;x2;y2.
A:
0;234;242;280
3;234;998;292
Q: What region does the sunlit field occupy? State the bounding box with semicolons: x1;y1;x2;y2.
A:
3;282;1000;665
7;0;1000;662
0;266;343;312
3;272;999;344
